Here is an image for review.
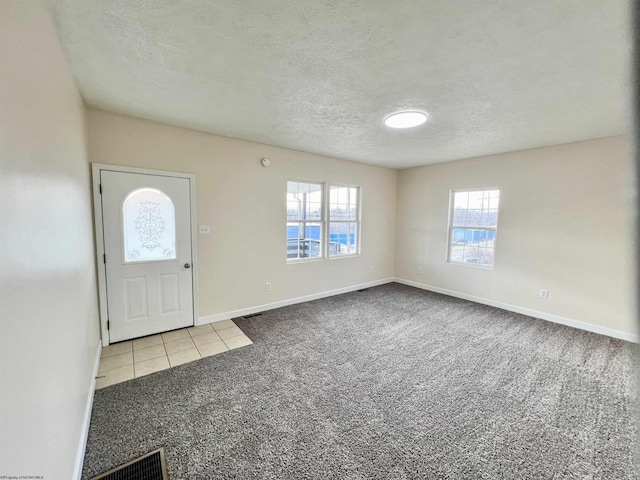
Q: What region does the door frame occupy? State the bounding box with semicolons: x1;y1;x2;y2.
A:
92;163;199;347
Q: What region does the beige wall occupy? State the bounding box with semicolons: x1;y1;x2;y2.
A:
395;135;635;336
0;2;100;478
87;108;398;319
89;109;633;337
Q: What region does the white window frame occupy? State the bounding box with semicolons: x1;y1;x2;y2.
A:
328;184;361;258
447;188;500;270
286;180;362;263
286;179;325;263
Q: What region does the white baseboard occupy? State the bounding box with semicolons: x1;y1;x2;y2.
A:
74;339;102;480
199;278;395;325
394;277;638;343
198;276;637;343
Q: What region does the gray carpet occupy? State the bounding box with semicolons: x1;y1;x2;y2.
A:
82;283;638;479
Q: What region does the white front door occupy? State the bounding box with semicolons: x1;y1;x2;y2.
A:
100;170;194;342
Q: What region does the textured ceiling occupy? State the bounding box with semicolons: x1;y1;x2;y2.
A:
51;0;631;169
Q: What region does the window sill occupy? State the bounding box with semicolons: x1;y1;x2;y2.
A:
287;257;325;265
448;260;494;271
329;253;360;260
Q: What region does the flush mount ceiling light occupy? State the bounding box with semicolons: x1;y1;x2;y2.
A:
384;110;428;129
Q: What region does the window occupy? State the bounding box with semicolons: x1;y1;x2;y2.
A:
286;181;361;261
448;189;500;267
329;185;360;256
287;181;324;260
123;188;176;263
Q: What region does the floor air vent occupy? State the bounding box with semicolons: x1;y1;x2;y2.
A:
356;288;369;293
243;312;263;319
91;448;168;480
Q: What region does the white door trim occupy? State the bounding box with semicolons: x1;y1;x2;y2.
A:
92;163;199;347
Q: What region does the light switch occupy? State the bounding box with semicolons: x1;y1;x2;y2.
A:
199;225;211;235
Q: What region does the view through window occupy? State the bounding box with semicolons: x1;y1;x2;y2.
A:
448;189;499;267
329;185;360;256
287;181;361;261
287;181;323;260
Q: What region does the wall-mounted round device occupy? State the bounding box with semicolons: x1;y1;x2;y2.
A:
261;157;271;167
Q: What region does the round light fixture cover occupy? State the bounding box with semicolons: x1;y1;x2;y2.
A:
261;157;271;167
384;111;428;129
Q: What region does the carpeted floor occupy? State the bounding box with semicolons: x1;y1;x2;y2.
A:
82;283;638;479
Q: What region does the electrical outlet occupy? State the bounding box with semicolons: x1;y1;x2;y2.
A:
265;282;272;292
199;225;211;235
539;289;549;299
418;266;423;274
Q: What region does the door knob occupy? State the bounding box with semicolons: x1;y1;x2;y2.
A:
184;263;191;269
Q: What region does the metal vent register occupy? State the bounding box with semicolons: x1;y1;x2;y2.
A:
91;448;169;480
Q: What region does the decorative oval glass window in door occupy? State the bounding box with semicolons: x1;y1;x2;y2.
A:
122;188;177;263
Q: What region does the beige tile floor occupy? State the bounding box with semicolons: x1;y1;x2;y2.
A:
96;319;252;389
